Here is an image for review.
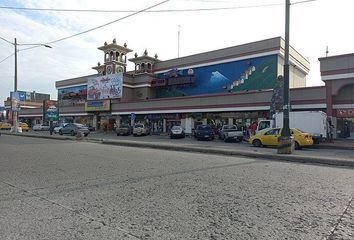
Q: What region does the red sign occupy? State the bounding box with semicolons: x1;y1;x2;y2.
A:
151;79;166;87
336;108;354;118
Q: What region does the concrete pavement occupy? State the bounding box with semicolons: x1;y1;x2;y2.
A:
1;130;354;168
1;135;353;239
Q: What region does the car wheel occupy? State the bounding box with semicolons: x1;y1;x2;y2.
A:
295;141;301;150
59;130;63;135
252;139;262;147
71;130;76;136
84;133;89;137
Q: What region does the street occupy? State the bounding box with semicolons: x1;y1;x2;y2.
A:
0;135;353;239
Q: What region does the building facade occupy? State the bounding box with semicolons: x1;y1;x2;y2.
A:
54;37;314;134
319;53;354;138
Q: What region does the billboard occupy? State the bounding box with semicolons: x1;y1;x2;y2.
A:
44;100;58;121
58;85;87;106
87;73;123;100
155;55;277;98
85;100;110;112
10;92;20;111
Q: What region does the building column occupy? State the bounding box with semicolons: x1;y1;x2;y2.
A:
326;80;333;117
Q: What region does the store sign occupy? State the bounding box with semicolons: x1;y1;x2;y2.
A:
167;76;195;86
44;100;59;121
151;79;166;87
85;100;111;112
87;73;123;100
337;108;354;118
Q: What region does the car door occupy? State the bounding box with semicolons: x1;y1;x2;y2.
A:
262;128;280;146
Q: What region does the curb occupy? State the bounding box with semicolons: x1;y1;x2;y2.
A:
101;139;354;168
2;132;354;168
1;132;75;141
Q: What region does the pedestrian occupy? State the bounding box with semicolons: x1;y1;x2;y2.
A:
329;122;334;142
49;121;54;135
249;122;257;136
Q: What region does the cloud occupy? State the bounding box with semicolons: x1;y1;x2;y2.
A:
1;0;354;104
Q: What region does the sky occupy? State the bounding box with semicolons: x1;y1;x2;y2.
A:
1;0;354;104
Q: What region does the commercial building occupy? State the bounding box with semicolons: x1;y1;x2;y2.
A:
55;37;314;134
4;91;50;127
15;37;353;138
319;53;354;138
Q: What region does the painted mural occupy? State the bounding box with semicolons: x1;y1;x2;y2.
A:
155;55;277;98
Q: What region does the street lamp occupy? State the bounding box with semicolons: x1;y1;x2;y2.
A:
12;38;52;133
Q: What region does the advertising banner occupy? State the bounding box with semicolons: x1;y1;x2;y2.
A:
337;109;354;118
44;100;59;121
87;73;123;100
85;100;111;112
10;92;20;111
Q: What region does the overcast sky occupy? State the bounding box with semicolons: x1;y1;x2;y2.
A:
1;0;354;104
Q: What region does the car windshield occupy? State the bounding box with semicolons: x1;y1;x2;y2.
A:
135;124;144;128
171;126;182;130
223;125;237;130
197;125;211;130
74;124;85;128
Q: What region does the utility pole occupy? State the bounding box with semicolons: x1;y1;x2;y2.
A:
9;38;51;133
278;0;294;154
12;38;18;133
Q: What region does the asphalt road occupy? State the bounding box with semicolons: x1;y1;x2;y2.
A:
0;135;353;240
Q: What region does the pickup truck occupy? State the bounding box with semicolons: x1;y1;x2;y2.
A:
218;125;243;142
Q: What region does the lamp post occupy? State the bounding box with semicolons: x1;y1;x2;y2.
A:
277;0;294;154
12;38;51;133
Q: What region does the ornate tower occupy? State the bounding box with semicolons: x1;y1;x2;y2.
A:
92;38;133;75
128;49;160;74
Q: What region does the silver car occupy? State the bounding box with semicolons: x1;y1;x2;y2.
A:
59;123;90;136
33;124;50;131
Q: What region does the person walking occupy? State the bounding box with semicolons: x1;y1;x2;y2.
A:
49;121;54;135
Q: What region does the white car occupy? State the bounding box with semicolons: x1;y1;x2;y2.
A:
33;124;50;131
54;123;68;134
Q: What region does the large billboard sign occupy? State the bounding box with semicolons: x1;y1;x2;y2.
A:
10;92;20;111
58;85;87;106
44;100;58;121
155;55;277;98
87;73;123;100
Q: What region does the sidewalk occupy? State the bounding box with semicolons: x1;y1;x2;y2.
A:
2;131;354;168
312;138;354;150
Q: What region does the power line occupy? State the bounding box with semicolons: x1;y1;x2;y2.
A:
292;0;317;5
19;0;170;52
0;3;284;13
0;53;14;64
0;36;13;45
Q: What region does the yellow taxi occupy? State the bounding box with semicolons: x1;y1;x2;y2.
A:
249;128;313;149
0;122;12;130
19;122;30;132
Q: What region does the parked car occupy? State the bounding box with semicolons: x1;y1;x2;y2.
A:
0;122;12;130
116;124;132;136
18;122;29;132
59;123;90;136
33;124;50;131
170;126;185;139
218;124;243;142
194;124;215;141
53;123;68;134
248;127;313;150
133;124;150;136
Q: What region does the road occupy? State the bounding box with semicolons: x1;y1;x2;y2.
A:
0;135;353;240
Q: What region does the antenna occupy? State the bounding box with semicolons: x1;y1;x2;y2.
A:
326;46;329;57
178;25;181;58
